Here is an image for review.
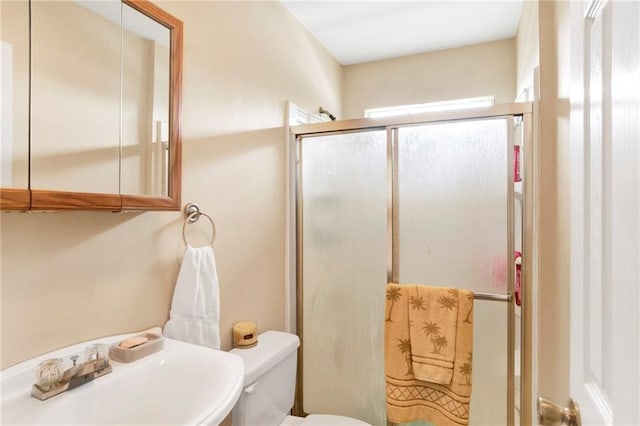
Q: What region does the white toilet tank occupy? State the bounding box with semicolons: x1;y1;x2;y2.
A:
231;331;300;426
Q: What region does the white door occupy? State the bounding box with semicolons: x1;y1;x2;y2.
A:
569;0;640;424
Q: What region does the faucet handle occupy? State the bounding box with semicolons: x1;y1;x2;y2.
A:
35;359;64;391
85;344;108;361
70;355;79;366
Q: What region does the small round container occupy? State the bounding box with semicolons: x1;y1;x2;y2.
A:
232;321;258;348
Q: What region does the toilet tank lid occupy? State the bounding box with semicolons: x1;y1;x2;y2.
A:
230;331;300;385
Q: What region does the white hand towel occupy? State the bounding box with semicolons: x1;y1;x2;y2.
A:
164;246;220;349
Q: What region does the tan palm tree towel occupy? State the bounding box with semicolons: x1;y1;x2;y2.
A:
409;285;460;384
385;283;474;425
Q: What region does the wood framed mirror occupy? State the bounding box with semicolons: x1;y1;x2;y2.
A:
1;0;182;211
119;0;183;211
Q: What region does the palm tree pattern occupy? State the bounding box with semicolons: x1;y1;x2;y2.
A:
422;321;440;337
405;290;459;354
397;338;414;376
409;286;426;311
386;286;402;322
458;352;473;385
409;295;426;310
463;293;474;324
422;321;448;354
438;293;458;311
431;335;448;354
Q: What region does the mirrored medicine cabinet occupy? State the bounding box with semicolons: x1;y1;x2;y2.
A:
0;0;183;211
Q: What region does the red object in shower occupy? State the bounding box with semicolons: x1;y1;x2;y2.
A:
514;146;522;183
514;251;522;306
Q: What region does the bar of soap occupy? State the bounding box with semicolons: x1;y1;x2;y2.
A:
110;333;164;363
119;336;149;349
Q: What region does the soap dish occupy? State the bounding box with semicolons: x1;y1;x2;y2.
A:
109;333;164;363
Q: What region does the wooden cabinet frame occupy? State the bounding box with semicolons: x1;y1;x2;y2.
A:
0;0;183;212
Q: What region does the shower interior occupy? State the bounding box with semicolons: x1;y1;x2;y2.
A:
291;104;531;426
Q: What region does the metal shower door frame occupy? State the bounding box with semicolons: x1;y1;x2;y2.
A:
291;102;533;425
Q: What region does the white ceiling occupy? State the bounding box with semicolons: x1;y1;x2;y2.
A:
280;1;524;65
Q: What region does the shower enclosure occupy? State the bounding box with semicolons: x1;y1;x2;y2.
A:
290;104;532;426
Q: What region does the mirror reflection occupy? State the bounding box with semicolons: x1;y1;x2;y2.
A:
30;0;122;194
121;2;171;197
0;0;30;189
28;0;172;198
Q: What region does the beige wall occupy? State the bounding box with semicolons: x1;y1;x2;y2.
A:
516;0;539;100
342;38;516;119
514;0;573;416
0;0;341;368
535;0;571;406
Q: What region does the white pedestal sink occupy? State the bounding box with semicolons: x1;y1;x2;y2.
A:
0;332;244;425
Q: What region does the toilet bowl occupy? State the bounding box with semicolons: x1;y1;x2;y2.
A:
231;331;370;426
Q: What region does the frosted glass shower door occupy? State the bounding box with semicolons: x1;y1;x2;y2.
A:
300;130;388;425
396;119;510;425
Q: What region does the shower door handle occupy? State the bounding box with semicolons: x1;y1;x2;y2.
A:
537;397;581;426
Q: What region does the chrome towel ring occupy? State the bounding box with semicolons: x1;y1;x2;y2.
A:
182;203;216;247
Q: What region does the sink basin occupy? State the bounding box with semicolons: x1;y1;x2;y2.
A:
0;332;244;425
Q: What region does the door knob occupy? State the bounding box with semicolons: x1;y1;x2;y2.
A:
538;397;581;426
